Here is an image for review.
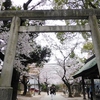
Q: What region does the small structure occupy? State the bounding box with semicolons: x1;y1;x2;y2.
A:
28;77;39;96
73;55;100;100
72;82;81;97
28;65;40;96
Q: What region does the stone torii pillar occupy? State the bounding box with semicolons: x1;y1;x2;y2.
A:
0;16;20;100
89;15;100;75
0;0;3;10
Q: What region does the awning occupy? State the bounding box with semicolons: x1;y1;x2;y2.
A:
73;57;97;78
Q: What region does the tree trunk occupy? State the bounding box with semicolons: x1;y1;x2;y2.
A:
22;76;28;95
23;83;27;95
67;84;72;97
38;76;41;95
44;82;49;95
62;78;72;97
11;68;20;100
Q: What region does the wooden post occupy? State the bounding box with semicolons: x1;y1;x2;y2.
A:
0;16;20;100
89;15;100;75
91;78;96;100
82;77;86;99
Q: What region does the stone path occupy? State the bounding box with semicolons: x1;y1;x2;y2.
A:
40;93;67;100
17;92;84;100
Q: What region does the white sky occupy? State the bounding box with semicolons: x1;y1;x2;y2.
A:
11;0;40;6
11;0;53;10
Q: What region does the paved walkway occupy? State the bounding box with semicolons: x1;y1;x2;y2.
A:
40;93;67;100
17;92;84;100
17;92;45;100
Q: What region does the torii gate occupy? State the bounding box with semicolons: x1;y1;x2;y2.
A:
0;9;100;100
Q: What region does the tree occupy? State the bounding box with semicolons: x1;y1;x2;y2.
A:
19;45;51;66
53;0;99;9
55;51;82;97
41;33;83;97
18;45;51;95
81;41;94;55
41;71;51;95
52;0;100;57
21;75;29;95
37;71;41;95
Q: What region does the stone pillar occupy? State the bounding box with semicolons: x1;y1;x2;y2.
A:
0;87;13;100
0;0;3;10
89;15;100;75
0;16;20;100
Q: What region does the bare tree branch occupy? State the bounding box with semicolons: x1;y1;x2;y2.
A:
23;0;32;10
30;1;43;10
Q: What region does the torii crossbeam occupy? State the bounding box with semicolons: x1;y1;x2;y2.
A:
0;9;100;20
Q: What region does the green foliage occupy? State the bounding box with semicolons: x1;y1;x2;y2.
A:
84;0;99;9
23;67;30;72
40;83;47;91
70;51;75;58
19;45;51;67
3;0;22;10
3;0;12;10
2;1;22;28
80;20;88;25
83;42;93;51
82;32;91;41
81;41;94;55
54;0;100;9
56;32;66;43
10;6;22;10
79;58;87;63
54;0;66;6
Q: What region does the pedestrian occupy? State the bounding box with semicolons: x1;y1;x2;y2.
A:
89;86;93;100
50;85;56;100
86;86;90;99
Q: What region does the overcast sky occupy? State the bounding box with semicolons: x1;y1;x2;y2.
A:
11;0;53;10
12;0;38;6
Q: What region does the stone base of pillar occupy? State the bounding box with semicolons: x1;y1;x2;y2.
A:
0;87;13;100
